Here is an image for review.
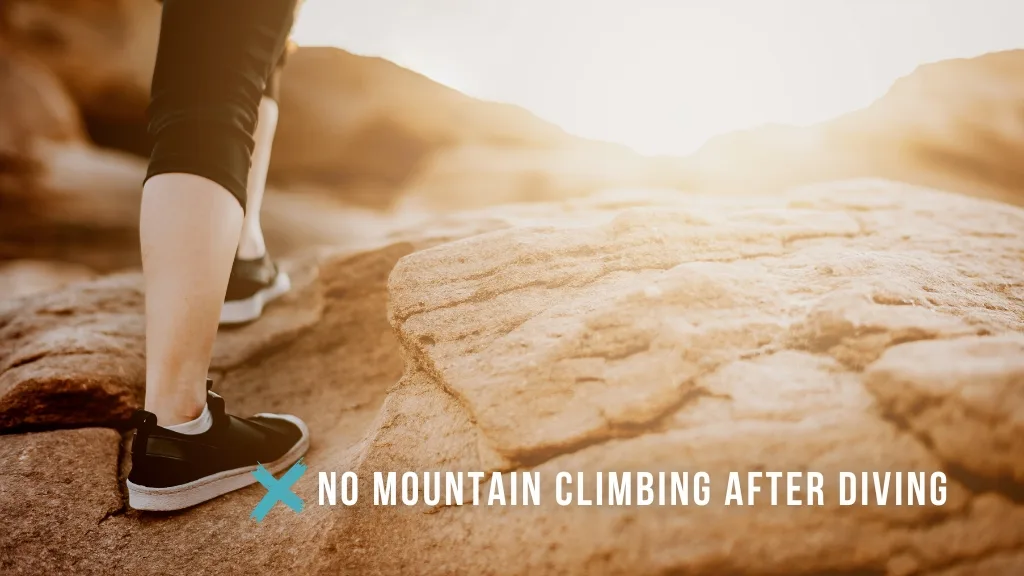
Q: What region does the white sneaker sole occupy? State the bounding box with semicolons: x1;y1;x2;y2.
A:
126;414;310;512
219;271;292;325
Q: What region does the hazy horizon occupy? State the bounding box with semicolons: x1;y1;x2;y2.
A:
292;1;1024;156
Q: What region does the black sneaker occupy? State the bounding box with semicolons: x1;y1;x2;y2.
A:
126;384;310;511
220;253;291;325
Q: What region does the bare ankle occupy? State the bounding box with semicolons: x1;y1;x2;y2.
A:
236;226;267;260
145;392;206;427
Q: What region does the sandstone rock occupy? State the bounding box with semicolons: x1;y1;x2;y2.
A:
0;272;144;431
2;180;1022;575
386;181;1020;465
0;40;84;192
337;179;1024;575
0;246;386;431
0;259;96;300
0;143;146;271
0;0;159;129
0;40;83;149
0;427;123;575
866;335;1024;484
0;242;412;575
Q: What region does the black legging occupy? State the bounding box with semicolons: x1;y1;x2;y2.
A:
145;0;299;211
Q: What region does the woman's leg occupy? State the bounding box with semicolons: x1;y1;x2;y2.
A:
141;0;296;424
238;51;288;260
236;96;279;260
128;0;308;513
218;52;294;326
141;176;243;425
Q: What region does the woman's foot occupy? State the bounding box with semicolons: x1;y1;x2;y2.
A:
220;253;291;325
127;386;309;511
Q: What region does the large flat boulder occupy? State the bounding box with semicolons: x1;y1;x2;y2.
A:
335;179;1024;575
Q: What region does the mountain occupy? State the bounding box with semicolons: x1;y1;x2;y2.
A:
682;49;1024;206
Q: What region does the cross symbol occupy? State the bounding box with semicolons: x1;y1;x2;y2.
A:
251;458;307;522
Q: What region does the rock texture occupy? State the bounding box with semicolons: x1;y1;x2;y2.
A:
1;179;1021;575
866;336;1024;485
343;180;1024;575
0;242;412;574
0;272;145;431
0;427;123;575
0;249;332;431
0;259;95;299
3;6;1022;574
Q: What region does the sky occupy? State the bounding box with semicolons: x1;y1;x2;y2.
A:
292;0;1024;156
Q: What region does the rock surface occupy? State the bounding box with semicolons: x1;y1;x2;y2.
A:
0;0;160;131
0;180;1022;575
0;242;412;574
0;272;145;431
866;336;1024;485
0;144;147;271
0;248;341;431
0;41;83;149
0;259;96;299
334;180;1024;575
0;427;123;575
0;40;84;194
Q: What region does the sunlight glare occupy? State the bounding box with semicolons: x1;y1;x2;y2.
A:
292;1;1024;156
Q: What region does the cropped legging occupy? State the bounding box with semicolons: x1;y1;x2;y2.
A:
145;0;299;211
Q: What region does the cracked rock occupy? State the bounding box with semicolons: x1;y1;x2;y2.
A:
866;335;1024;485
350;181;1024;575
1;180;1022;575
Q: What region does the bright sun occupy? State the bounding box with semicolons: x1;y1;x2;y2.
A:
292;0;1024;156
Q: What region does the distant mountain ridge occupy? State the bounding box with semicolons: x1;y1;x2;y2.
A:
3;0;1022;210
680;49;1024;206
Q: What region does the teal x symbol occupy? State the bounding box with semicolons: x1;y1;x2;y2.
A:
251;459;307;522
